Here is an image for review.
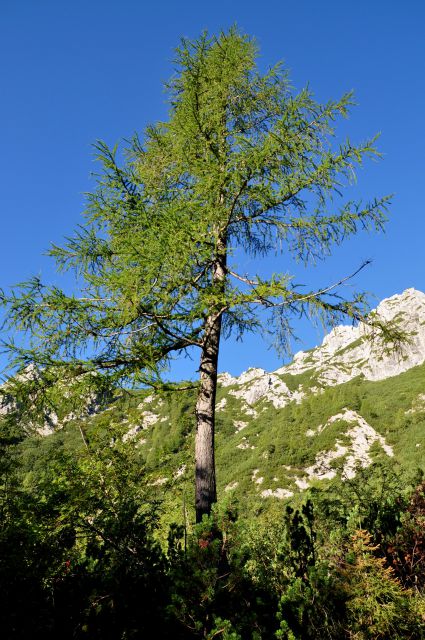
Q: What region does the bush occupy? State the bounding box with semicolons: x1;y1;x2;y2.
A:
337;530;425;639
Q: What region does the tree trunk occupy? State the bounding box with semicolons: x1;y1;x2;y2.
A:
195;312;221;522
195;243;226;523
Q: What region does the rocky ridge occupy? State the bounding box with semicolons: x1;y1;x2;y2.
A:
217;288;425;411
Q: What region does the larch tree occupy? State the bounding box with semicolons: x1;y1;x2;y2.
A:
1;29;395;522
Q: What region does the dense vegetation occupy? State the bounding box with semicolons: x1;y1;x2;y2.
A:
1;361;425;638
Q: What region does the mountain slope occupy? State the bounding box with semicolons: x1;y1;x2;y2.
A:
57;288;418;518
9;288;425;521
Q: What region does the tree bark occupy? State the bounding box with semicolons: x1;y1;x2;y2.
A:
195;242;226;523
194;312;221;522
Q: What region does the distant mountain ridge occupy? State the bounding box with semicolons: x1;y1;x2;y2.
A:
217;288;425;411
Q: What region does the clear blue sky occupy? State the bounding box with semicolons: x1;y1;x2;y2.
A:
1;0;424;379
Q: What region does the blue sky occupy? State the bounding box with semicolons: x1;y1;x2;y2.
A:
1;0;424;379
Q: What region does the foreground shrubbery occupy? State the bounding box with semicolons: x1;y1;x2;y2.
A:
1;425;425;638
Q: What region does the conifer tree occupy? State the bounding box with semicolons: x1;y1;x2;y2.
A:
1;29;393;522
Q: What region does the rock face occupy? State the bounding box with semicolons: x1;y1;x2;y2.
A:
0;366;112;435
283;288;425;384
217;288;425;409
300;409;394;483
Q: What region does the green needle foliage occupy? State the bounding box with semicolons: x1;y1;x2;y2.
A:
1;28;394;520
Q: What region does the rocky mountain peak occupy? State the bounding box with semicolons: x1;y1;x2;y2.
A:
374;287;425;321
218;288;425;409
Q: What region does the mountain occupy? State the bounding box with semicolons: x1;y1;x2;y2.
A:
219;287;425;394
7;288;425;520
125;288;425;514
